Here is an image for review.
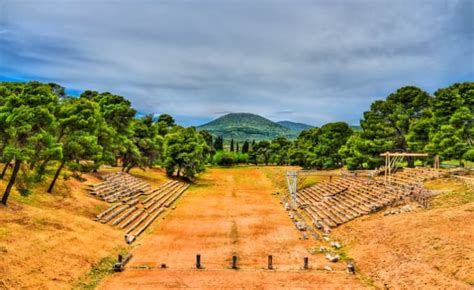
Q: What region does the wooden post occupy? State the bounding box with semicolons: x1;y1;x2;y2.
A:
304;257;309;269
118;255;123;263
267;255;273;270
388;154;391;184
196;254;201;269
232;255;237;269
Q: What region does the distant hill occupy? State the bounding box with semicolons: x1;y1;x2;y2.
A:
197;113;299;141
277;120;313;132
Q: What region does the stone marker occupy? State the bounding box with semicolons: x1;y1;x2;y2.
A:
232;255;238;269
347;262;355;274
196;254;201;269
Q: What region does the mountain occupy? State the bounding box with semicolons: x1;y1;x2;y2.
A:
197;113;298;141
277;121;313;132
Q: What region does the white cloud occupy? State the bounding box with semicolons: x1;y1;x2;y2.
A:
0;0;473;126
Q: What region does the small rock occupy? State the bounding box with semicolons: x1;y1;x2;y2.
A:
323;265;333;271
124;234;135;244
347;262;355;274
331;241;341;249
325;253;332;260
329;255;340;263
323;236;330;242
319;246;327;253
296;221;307;231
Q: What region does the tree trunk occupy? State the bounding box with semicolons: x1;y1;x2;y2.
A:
47;160;65;193
2;160;21;205
0;161;10;179
407;156;415;168
37;157;51;176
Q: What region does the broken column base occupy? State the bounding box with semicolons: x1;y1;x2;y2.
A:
125;234;136;244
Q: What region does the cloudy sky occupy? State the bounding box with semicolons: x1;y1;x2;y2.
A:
0;0;473;126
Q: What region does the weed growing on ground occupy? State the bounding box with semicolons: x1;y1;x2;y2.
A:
73;248;128;290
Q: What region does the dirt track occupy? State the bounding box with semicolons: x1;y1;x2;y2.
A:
100;167;364;289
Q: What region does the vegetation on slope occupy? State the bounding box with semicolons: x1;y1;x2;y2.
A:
197;113;298;141
276;120;313;132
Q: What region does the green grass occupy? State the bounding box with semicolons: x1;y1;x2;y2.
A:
72;248;127;290
442;160;474;168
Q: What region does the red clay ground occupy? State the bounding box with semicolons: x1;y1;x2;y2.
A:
99;167;364;289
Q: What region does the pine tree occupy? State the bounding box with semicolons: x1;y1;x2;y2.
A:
213;136;224;151
230;139;234;152
242;141;249;153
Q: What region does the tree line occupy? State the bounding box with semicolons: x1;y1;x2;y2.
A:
206;82;473;169
0;81;471;205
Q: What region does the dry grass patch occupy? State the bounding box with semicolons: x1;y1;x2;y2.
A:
0;165;133;289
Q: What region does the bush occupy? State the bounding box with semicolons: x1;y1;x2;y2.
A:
213;151;248;166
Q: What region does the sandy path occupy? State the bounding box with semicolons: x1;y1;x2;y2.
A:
100;167;364;289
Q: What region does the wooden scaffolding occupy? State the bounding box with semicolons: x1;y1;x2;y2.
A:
379;152;433;184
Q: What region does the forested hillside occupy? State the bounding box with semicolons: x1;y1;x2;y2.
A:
197;113;298;141
277;121;313;132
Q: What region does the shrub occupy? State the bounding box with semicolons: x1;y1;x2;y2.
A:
213;151;248;166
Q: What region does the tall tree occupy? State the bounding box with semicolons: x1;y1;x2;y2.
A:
213;136;224;151
341;86;431;169
122;114;163;172
230;139;234;152
163;127;208;178
1;82;58;205
199;130;215;162
80;91;136;168
156;114;176;136
292;123;352;169
47;98;103;193
270;137;292;165
242;140;250;153
251;141;271;165
425;82;473;164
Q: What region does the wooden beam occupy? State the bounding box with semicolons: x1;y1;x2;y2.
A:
380;152;429;157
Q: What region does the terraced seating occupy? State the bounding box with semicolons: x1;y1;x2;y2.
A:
91;172;190;243
297;168;442;230
88;172;151;203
